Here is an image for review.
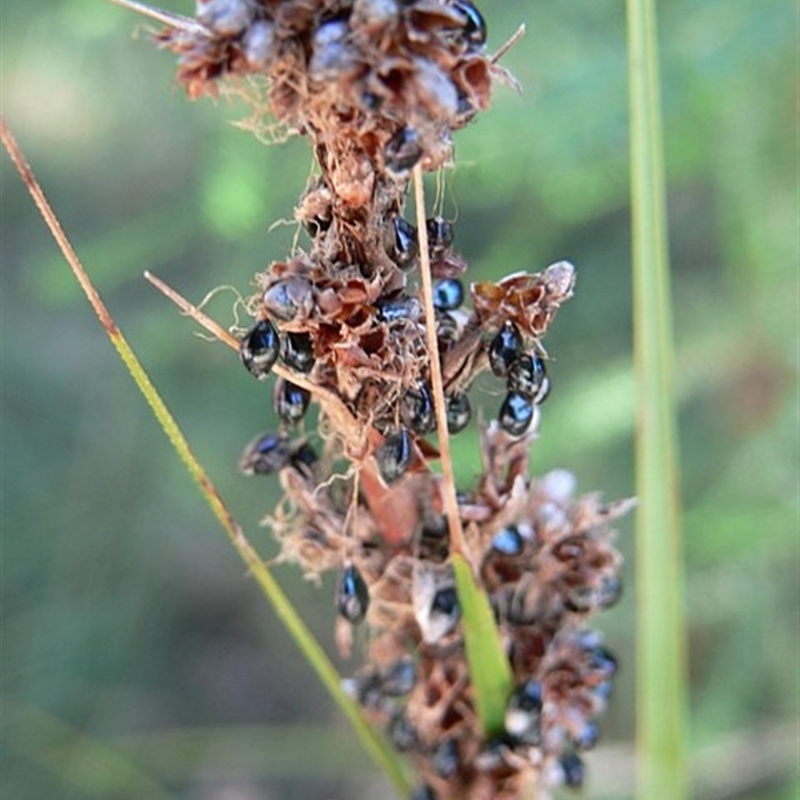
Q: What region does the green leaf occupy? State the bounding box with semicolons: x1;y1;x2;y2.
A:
452;555;514;736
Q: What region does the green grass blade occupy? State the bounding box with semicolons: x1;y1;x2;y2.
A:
452;555;514;736
0;118;411;799
625;4;689;800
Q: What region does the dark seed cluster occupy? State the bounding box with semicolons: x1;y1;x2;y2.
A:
156;2;630;798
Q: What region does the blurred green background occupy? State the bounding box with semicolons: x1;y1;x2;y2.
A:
1;1;796;798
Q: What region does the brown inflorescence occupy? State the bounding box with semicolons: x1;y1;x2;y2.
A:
156;2;631;798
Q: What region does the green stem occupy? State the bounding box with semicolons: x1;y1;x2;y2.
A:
625;4;688;800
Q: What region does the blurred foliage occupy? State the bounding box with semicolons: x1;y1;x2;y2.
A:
1;1;796;799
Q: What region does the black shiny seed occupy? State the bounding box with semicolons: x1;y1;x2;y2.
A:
431;586;458;617
289;441;317;473
432;278;463;311
400;380;435;434
507;353;547;400
376;428;412;484
274;379;310;425
514;679;544;713
240;319;280;379
382;659;416;697
354;671;383;709
384;127;423;173
197;0;252;36
572;720;599;751
445;392;471;433
410;785;436;800
559;752;585;788
588;646;618;677
426;216;454;258
377;295;422;323
388;712;417;751
433;738;460;779
262;278;313;321
488;321;524;377
391;216;418;269
597;575;623;608
281;331;315;373
505;680;543;744
336;564;370;624
534;374;551;404
499;391;534;436
238;432;291;475
491;524;524;555
452;0;487;48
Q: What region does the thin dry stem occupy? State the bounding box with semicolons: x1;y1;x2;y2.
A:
105;0;213;37
491;23;527;64
412;165;471;567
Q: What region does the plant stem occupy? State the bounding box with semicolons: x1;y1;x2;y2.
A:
625;2;688;799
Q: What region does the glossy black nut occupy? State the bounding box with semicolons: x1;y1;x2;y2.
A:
274;379;310;425
445;392;471;433
384;126;423;174
559;752;585;788
377;296;422;323
353;671;384;709
507;353;547;400
425;216;454;257
309;20;354;81
572;720;599;751
336;564;370;624
432;277;463;311
505;679;543;744
390;216;418;269
382;659;416;697
433;738;460;779
400;380;435;434
376;428;412;484
488;321;524;377
280;331;315;373
499;391;535;436
262;277;314;322
588;645;618;677
288;440;318;473
431;585;459;617
452;0;487;48
197;0;252;36
238;432;291;475
491;524;524;555
240;319;279;379
598;575;623;608
243;20;276;69
388;712;417;751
